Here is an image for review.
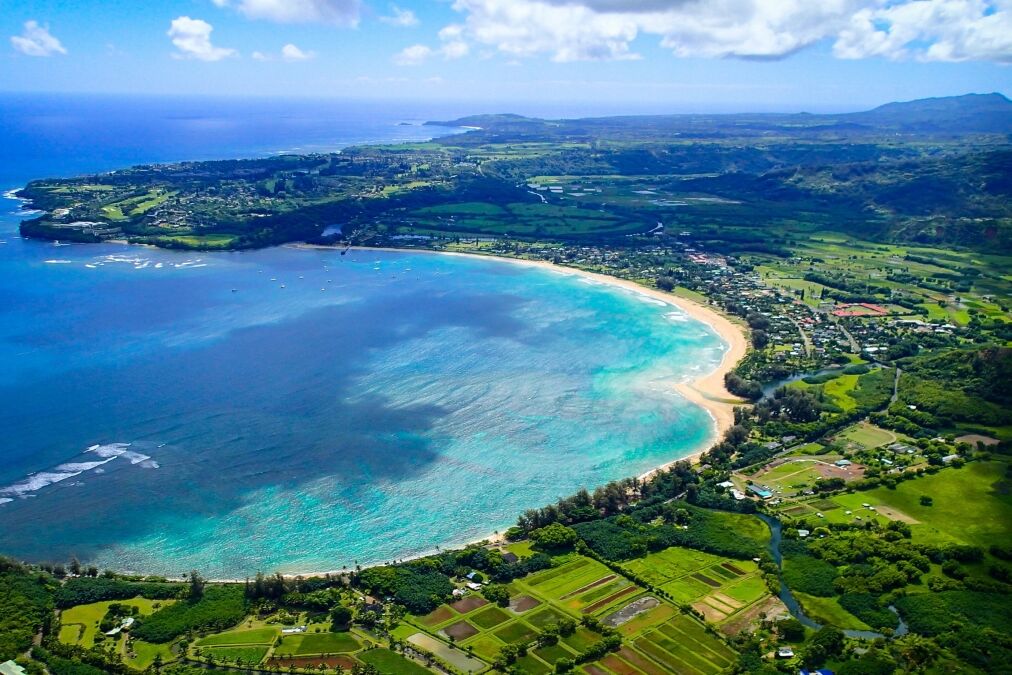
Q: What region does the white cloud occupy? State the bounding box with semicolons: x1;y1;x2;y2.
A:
443;0;1012;63
393;43;433;65
441;40;471;59
251;50;269;61
213;0;362;26
380;5;419;27
281;43;315;60
10;20;67;57
834;0;1012;63
168;16;236;61
392;22;472;65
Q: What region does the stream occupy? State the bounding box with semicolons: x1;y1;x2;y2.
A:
757;514;908;640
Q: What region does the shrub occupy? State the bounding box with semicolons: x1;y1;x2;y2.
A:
131;586;246;643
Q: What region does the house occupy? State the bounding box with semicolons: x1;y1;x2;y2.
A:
0;662;26;675
465;571;479;580
748;484;774;499
281;625;307;634
797;529;810;538
466;582;483;591
777;646;795;658
105;615;136;636
452;588;466;597
834;459;852;467
717;480;735;488
501;552;519;564
731;489;746;500
942;454;960;464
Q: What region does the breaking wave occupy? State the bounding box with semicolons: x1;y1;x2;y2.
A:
0;442;159;502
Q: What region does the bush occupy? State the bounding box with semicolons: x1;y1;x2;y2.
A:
530;523;579;550
131;585;246;643
895;591;1010;636
0;565;55;661
838;593;899;631
55;577;180;609
356;565;452;614
782;555;838;596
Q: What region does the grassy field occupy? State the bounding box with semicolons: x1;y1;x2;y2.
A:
195;626;278;646
202;645;268;665
357;648;432;674
274;631;360;655
837;422;897;449
59;597;173;649
794;592;871;631
152;234;238;248
840;461;1012;547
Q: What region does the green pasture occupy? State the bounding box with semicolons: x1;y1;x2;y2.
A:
274;630;360;655
837;422;897;449
357;648;431;675
846;461;1012;547
195;626;278;647
201;645;268;665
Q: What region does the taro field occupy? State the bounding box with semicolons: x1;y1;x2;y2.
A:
402;554;738;674
620;547;770;626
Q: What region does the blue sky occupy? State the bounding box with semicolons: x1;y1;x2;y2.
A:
2;0;1010;112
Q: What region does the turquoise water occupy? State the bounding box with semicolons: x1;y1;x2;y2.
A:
0;95;725;578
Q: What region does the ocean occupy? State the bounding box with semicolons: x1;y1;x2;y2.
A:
0;94;724;577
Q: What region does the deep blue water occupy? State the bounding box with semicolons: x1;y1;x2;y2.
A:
0;95;724;577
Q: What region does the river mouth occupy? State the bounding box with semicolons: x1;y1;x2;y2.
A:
0;244;725;578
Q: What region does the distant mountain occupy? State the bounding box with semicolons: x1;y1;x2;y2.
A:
845;93;1012;133
428;93;1012;137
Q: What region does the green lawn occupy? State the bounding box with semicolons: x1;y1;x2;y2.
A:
126;640;176;670
837;422;897;449
851;461;1012;547
195;627;278;646
357;648;431;675
274;631;360;655
202;645;268;665
59;597;173;648
794;592;871;631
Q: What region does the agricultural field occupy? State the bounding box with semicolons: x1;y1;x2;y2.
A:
403;554;738;674
620;547;768;625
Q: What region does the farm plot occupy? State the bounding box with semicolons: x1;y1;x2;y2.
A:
629;614;736;674
407;632;485;673
620;546;764;621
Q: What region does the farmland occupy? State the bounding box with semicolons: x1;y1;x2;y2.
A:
396;553;740;674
